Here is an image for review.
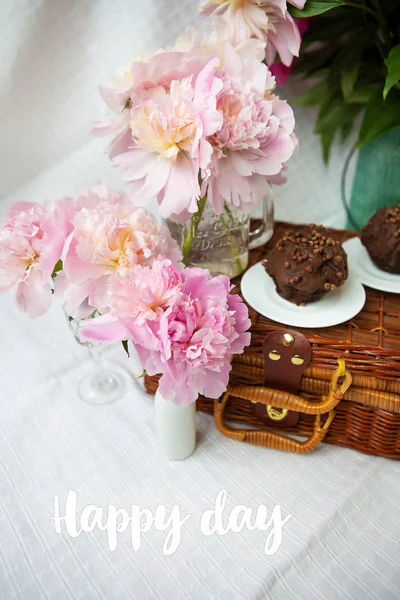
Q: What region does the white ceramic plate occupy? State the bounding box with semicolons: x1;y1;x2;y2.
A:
343;237;400;294
241;261;366;328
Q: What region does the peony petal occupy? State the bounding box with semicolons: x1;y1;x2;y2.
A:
125;157;172;205
63;251;105;283
79;314;130;343
158;154;200;219
112;149;158;181
98;84;132;113
200;361;232;399
88;277;110;312
159;369;199;405
15;270;52;318
198;139;214;173
223;42;243;78
268;13;301;67
206;176;224;215
7;201;38;218
194;58;223;137
108;128;132;160
230;152;256;177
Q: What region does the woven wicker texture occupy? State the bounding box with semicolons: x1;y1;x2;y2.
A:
145;222;400;459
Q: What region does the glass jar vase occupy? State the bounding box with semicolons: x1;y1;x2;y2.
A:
167;189;274;278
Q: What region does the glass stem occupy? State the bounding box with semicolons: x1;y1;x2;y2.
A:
88;344;103;369
219;209;244;274
181;191;208;266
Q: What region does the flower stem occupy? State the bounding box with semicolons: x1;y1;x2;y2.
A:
181;192;208;265
219;212;243;275
339;1;378;19
370;0;392;49
223;201;236;227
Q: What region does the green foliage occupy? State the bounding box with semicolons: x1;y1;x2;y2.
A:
358;88;400;146
340;65;359;99
122;340;130;358
383;45;400;99
51;259;63;279
291;0;341;18
293;0;400;161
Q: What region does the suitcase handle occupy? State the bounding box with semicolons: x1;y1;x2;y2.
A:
214;361;351;453
214;408;335;453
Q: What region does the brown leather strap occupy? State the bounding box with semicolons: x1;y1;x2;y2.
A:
263;329;312;392
253;329;312;427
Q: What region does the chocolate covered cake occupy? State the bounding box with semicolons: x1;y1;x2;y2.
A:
263;225;349;305
361;204;400;274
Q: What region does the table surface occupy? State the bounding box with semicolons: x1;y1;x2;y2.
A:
1;278;400;600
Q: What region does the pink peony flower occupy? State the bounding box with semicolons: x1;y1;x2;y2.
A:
80;260;251;405
95;26;297;219
200;0;305;67
60;186;182;317
158;29;297;211
204;42;298;213
114;58;223;219
94;49;224;220
136;268;251;404
92;50;202;160
0;199;73;317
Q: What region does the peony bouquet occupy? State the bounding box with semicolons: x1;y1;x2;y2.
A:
93;3;302;264
0;1;311;409
0;186;250;406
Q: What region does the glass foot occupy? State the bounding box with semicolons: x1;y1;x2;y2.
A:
78;368;127;405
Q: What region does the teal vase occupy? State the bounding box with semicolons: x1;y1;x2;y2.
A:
345;126;400;231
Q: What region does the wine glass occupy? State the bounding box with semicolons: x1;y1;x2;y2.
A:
66;312;128;405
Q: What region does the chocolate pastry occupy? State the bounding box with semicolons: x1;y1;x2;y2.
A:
361;204;400;274
263;225;349;305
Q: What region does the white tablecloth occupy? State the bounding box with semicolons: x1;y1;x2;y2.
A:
1;294;400;600
2;2;400;599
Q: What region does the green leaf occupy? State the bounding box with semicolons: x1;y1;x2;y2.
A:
51;259;63;279
137;371;147;380
294;46;338;76
293;81;331;106
340;121;353;143
321;129;336;164
344;84;380;104
315;100;359;134
122;340;130;358
358;88;400;147
303;14;359;43
341;65;359;99
291;0;341;17
383;45;400;100
331;31;370;71
315;99;361;163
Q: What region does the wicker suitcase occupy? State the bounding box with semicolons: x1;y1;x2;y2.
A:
145;223;400;459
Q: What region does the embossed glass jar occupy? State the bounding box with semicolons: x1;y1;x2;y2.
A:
166;189;274;279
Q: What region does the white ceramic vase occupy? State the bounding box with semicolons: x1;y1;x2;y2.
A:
154;388;196;460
